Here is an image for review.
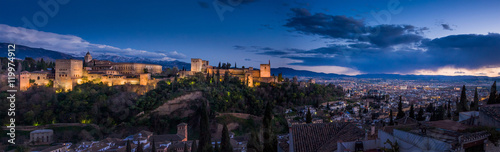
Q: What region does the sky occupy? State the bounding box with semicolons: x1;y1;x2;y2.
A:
1;0;499;77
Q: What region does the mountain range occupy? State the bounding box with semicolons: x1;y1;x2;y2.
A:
1;43;499;81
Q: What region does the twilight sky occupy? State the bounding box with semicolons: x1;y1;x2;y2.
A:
1;0;499;76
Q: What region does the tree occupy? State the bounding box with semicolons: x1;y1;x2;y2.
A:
389;109;394;126
396;96;405;119
191;141;198;152
198;102;212;152
152;139;156;152
263;101;275;152
234;62;237;68
417;108;424;121
382;139;400;152
488;81;497;104
221;124;233;152
126;140;131;152
459;85;469;112
278;73;283;82
471;87;479;111
247;131;261;152
136;141;143;152
306;108;312;123
409;104;415;119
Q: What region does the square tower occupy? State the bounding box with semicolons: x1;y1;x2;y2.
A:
191;58;203;72
177;123;188;141
260;60;271;78
55;59;83;91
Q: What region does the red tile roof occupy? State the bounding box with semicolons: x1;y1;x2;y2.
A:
291;122;364;152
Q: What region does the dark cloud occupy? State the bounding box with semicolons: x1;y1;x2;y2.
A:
364;25;427;47
198;1;209;8
455;71;465;74
258;50;289;56
233;45;246;50
245;58;251;61
260;24;273;30
218;0;258;5
441;24;453;31
284;8;427;47
422;33;500;69
246;33;500;74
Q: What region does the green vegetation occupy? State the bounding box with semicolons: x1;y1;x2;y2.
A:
1;71;343;146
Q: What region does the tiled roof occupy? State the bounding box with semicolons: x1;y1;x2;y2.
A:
480;104;500;123
425;120;472;132
395;116;418;125
152;134;184;142
291;122;364;152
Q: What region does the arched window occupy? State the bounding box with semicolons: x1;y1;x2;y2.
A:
37;76;40;80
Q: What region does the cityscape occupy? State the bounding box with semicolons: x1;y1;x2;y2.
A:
1;0;500;152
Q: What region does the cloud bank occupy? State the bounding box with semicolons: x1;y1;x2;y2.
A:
0;24;185;61
245;8;500;77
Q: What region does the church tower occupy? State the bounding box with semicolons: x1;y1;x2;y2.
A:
84;51;92;63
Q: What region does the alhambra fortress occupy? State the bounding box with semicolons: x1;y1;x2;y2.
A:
19;52;276;91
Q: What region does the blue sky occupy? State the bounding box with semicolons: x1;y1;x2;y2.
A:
1;0;499;76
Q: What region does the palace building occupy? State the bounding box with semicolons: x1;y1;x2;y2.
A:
20;52;162;91
181;58;276;87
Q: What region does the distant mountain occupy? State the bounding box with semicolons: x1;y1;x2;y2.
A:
0;43;190;69
0;43;74;60
272;67;500;81
271;67;347;78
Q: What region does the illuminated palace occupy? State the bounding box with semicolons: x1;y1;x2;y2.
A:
181;58;276;87
20;52;162;91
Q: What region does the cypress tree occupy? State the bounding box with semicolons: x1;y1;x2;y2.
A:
459;85;469;112
198;102;211;152
221;124;233;152
126;140;131;152
191;141;197;152
471;87;479;111
151;139;156;152
396;96;405;119
137;141;143;152
488;81;497;104
409;104;415;119
306;108;312;123
417;108;424;121
247;131;261;152
389;109;394;126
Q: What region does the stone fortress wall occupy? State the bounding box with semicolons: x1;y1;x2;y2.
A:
19;52;162;91
183;58;276;87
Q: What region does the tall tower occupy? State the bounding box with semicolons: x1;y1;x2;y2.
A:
260;60;271;78
84;51;92;63
54;59;83;91
191;58;203;72
177;123;188;141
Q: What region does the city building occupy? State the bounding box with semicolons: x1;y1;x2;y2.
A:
180;58;276;87
283;122;364;152
30;129;54;145
19;52;162;91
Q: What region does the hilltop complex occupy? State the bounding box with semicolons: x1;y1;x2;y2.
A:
181;58;276;87
20;52;162;91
